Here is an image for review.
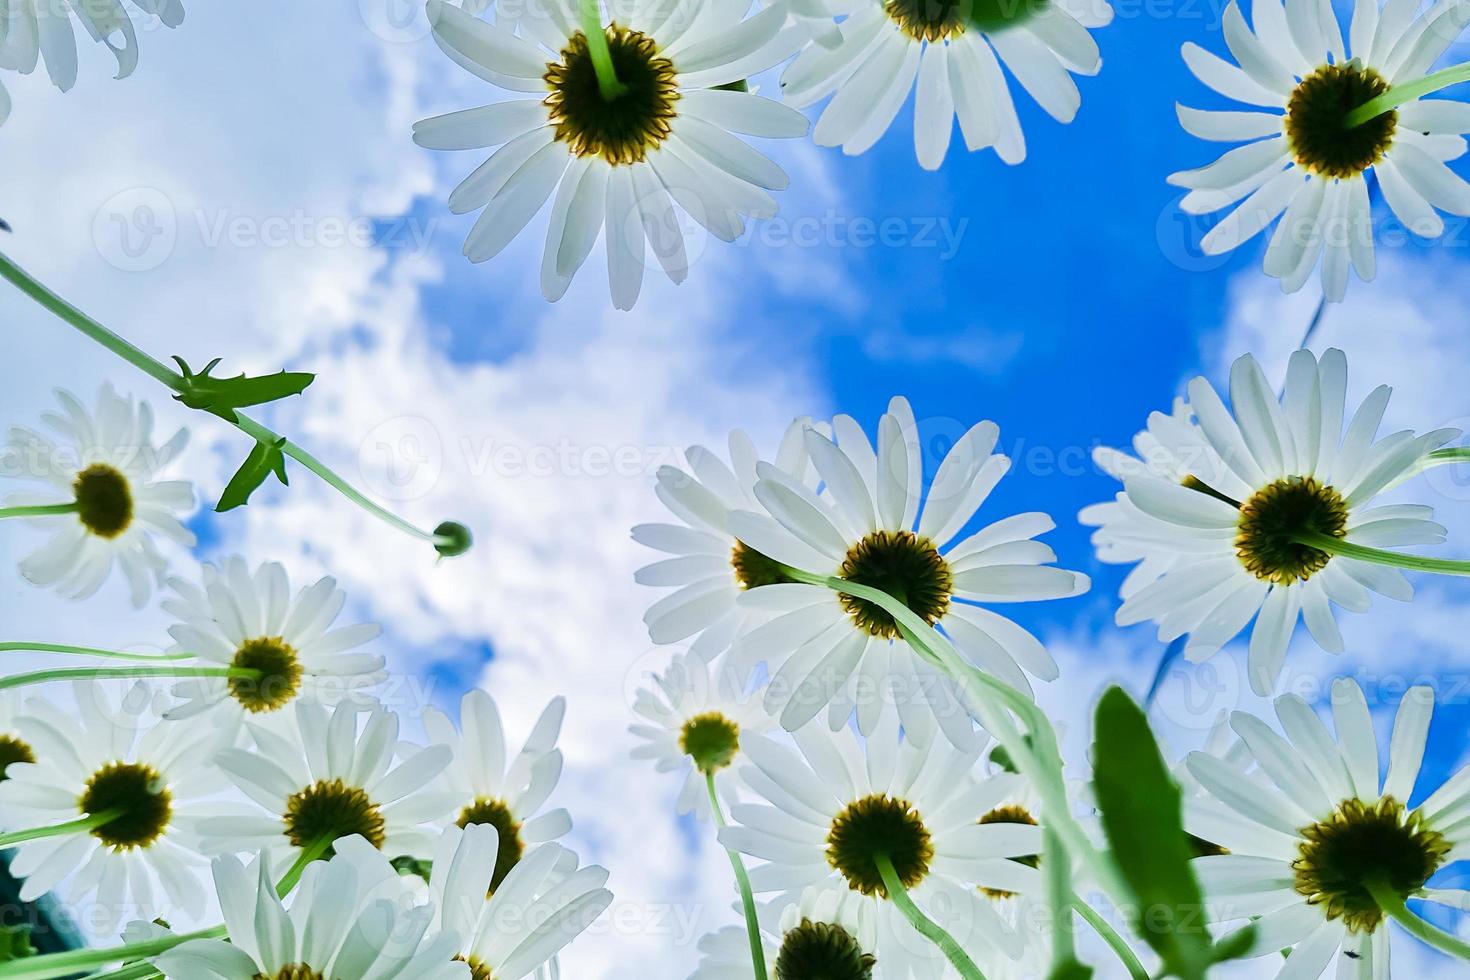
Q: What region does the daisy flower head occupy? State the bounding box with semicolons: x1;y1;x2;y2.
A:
629;650;774;819
1171;0;1470;300
201;697;457;866
2;385;194;606
422;688;571;893
160;556;386;721
427;822;613;979
152;834;468;979
0;681;236;927
634;416;823;660
693;884;877;979
1186;679;1470;976
0;692;38;783
1091;349;1457;695
726;396;1086;747
414;0;810;310
720;709;1044;977
0;0;184;111
779;0;1113;169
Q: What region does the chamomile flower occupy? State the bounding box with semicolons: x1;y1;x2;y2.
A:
693;885;877;979
0;0;184;110
726;396;1086;746
160;557;386;721
629;651;774;819
2;385;194;606
422;689;571;892
1187;679;1470;976
720;711;1041;977
152;835;468;979
634;416;822;660
1087;349;1457;695
414;0;809;310
780;0;1113;169
201;697;456;866
0;693;37;782
1170;0;1470;300
427;823;613;978
0;682;235;926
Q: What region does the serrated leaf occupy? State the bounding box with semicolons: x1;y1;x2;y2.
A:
1092;686;1212;980
172;356;314;422
0;925;36;962
217;437;289;512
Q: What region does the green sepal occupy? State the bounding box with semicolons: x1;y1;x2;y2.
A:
0;925;37;962
217;437;289;512
1092;686;1213;980
434;521;474;559
172;356;314;422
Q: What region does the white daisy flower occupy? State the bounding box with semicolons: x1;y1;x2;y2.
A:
0;692;37;783
693;884;877;979
0;0;184;108
780;0;1113;169
422;688;571;893
635;416;823;661
2;385;194;606
159;556;386;721
1170;0;1470;300
427;822;613;979
1187;678;1470;977
414;0;809;310
725;396;1087;747
152;834;467;980
1087;349;1457;695
720;711;1043;978
200;697;456;866
629;651;775;819
0;682;235;926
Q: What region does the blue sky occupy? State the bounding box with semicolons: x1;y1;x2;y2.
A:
3;0;1470;974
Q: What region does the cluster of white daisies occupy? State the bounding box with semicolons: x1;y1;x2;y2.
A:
13;0;1470;308
0;387;609;978
628;352;1470;978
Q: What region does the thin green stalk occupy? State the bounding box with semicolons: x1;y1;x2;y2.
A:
0;642;191;662
0;251;466;556
1294;530;1470;577
2;926;225;980
0;503;78;519
875;853;986;980
0;808;125;848
276;833;335;898
1043;826;1083;973
577;0;627;100
0;665;258;693
1074;897;1149;980
706;772;768;980
1428;447;1470;466
1346;61;1470;128
1366;879;1470;961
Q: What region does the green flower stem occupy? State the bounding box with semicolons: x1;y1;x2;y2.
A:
1042;826;1081;971
1074;897;1149;980
2;926;226;980
1346;61;1470;128
1294;530;1470;577
0;808;125;849
0;642;191;662
706;771;768;980
276;833;335;899
875;853;987;980
1366;879;1470;961
774;565;1132;908
0;503;78;519
1428;447;1470;466
0;665;258;693
0;251;468;557
577;0;627;101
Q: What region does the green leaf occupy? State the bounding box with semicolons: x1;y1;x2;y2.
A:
1092;686;1212;980
1046;960;1094;980
390;854;433;883
217;437;289;512
172;356;314;422
1209;923;1257;964
0;925;36;962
